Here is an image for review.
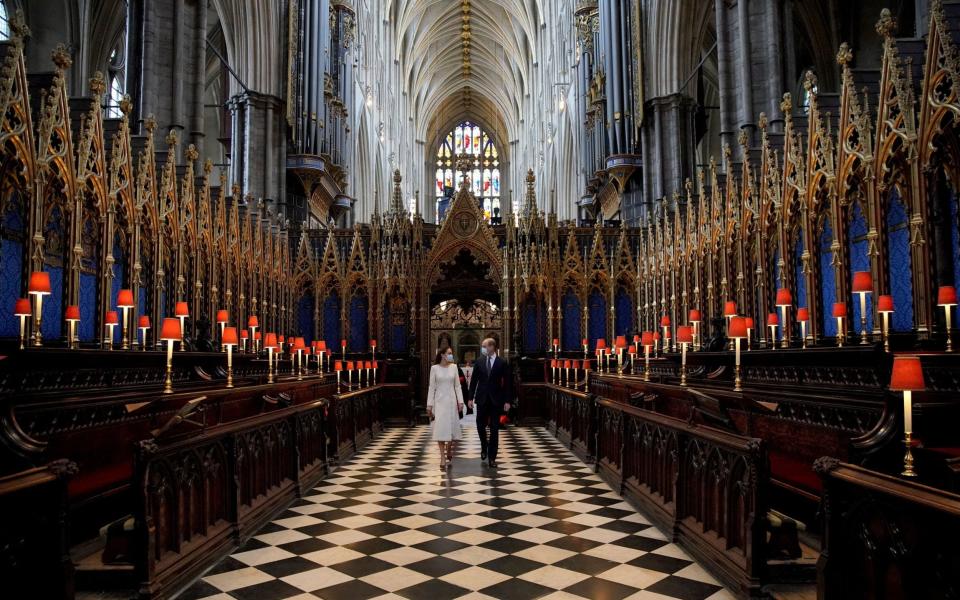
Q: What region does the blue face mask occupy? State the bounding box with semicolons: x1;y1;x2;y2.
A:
445;353;454;363
480;346;489;356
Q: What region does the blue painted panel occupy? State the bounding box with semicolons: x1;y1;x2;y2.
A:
389;306;407;353
615;288;633;336
42;267;63;339
4;191;23;232
523;303;540;352
348;295;368;352
79;273;97;341
138;288;147;320
111;259;123;345
888;189;913;331
950;187;960;288
588;290;606;350
820;220;837;337
323;294;341;351
848;203;874;332
561;290;581;351
0;239;22;337
794;232;807;309
298;293;315;345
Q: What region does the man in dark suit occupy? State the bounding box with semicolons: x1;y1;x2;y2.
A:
468;337;512;468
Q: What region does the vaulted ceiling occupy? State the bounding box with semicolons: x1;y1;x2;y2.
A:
389;0;544;144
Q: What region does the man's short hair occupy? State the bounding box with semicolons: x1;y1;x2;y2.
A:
483;337;498;349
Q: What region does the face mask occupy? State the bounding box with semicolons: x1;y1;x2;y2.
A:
480;346;489;356
445;353;454;363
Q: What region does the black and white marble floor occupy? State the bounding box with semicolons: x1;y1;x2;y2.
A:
178;422;734;600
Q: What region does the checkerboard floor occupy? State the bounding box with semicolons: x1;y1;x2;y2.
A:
178;425;735;600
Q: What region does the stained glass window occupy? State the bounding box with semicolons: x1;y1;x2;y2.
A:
0;3;9;42
435;121;501;223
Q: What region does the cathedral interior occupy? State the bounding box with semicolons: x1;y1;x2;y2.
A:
3;1;960;599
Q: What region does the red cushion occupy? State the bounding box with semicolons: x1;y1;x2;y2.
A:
769;451;822;494
68;461;133;499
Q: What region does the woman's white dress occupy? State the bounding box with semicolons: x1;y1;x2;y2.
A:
427;363;463;441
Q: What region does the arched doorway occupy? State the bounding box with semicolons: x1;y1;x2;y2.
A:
420;182;505;399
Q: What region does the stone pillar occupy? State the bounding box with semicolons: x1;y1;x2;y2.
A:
136;0;207;155
229;91;286;204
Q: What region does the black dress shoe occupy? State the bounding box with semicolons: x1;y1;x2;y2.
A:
480;450;487;461
487;460;498;468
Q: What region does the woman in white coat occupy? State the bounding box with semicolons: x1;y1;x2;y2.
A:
427;345;464;470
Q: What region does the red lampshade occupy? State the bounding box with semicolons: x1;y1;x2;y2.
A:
28;271;51;295
563;360;571;369
767;312;779;326
552;338;559;346
64;304;80;321
303;347;312;355
104;310;119;325
796;308;809;322
572;360;580;369
595;338;607;350
247;315;259;328
653;332;661;341
240;328;249;339
222;326;239;345
254;332;262;340
775;288;792;307
633;334;640;343
889;356;925;391
729;316;748;339
832;302;848;318
334;360;343;372
550;359;557;368
317;340;327;351
641;332;654;347
582;338;588;346
689;309;702;322
341;339;347;347
14;298;31;316
878;295;895;313
347;361;355;370
628;345;637;354
615;335;627;348
364;360;372;369
264;333;278;349
677;326;694;343
852;271;873;294
117;289;134;308
660;315;671;327
499;414;509;425
216;309;229;324
160;318;182;341
174;302;189;317
279;335;286;344
294;337;305;349
723;301;737;317
583;360;591;371
371;339;377;348
938;286;957;306
138;315;151;328
745;317;755;329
